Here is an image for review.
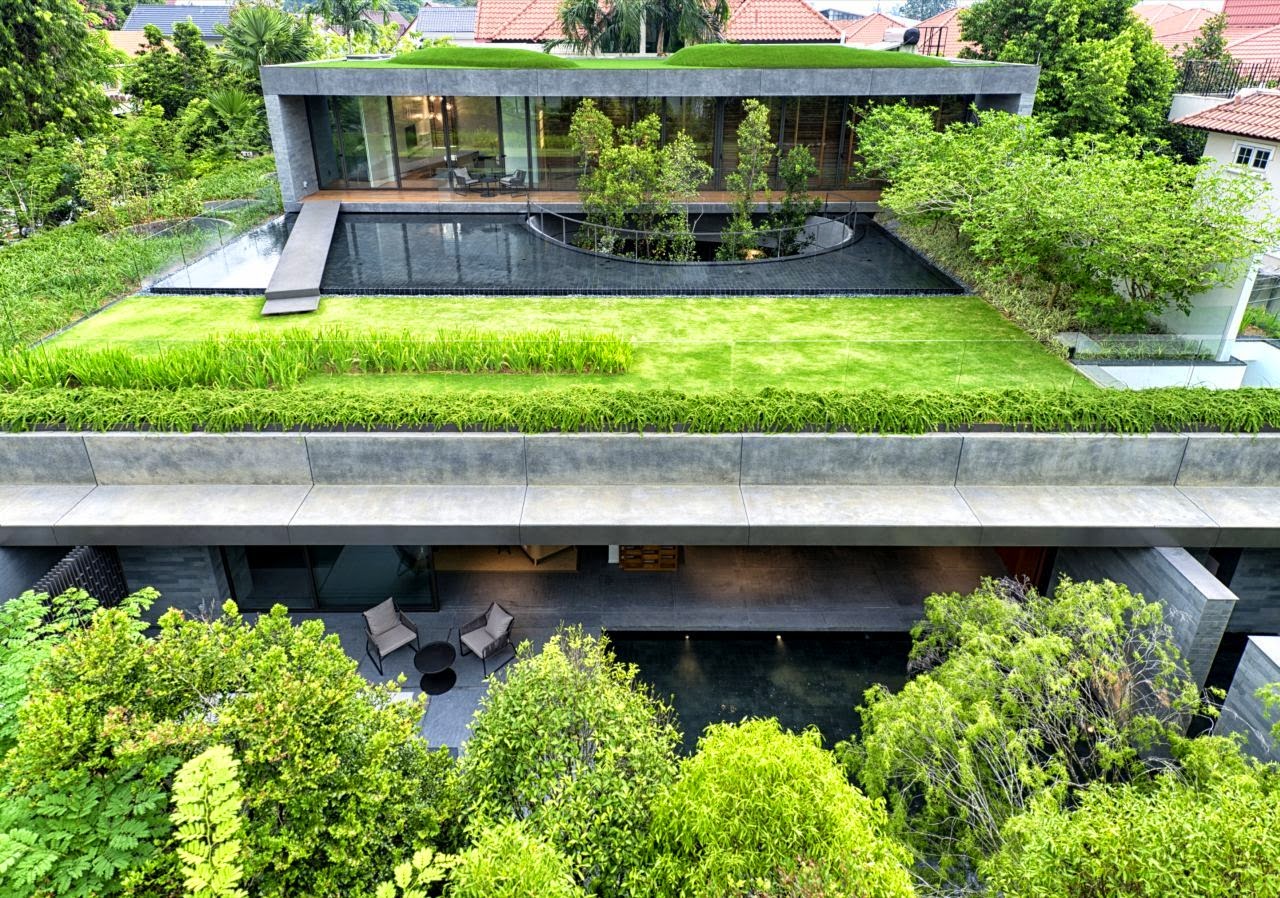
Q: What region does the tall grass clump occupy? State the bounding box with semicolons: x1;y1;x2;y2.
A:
0;328;634;389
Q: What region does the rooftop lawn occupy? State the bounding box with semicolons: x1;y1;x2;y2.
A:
301;44;960;70
54;294;1086;393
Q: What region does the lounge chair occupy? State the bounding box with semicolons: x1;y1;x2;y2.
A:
459;602;515;676
499;169;527;194
363;597;421;676
450;167;481;193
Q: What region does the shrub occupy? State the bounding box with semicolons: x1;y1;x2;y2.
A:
983;736;1280;897
845;577;1202;885
460;626;680;895
449;822;580;898
650;718;915;898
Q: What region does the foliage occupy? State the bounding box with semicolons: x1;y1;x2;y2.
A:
663;43;954;68
769;145;823;257
305;0;394;52
896;0;954;19
123;23;217;119
718;98;774;260
216;4;316;84
552;0;725;54
0;128;77;234
1;600;459;898
1180;11;1232;62
569;101;712;261
449;822;580;898
650;719;915;898
0;0;116;138
959;0;1175;142
389;46;578;68
461;626;680;894
374;847;450;898
844;577;1202;885
1243;306;1280;339
171;745;247;898
14;383;1280;433
983;736;1280;897
858;105;1277;332
1;328;634;389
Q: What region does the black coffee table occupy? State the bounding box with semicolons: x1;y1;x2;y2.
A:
415;641;457;695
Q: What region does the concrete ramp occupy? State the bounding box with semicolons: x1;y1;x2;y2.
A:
262;201;339;316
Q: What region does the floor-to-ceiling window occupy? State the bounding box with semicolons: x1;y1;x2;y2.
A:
307;96;399;189
663;97;717;176
392;95;450;186
221;545;440;611
448;96;502;175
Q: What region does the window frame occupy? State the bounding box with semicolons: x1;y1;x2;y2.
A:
1233;141;1273;172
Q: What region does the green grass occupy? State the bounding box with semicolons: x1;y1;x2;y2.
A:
50;294;1085;393
304;43;960;70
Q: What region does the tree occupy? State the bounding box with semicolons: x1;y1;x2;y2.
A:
123;23;216;118
216;4;315;85
553;0;724;54
306;0;395;54
460;626;680;895
769;145;823;257
959;0;1176;142
0;601;459;898
718;98;774;260
0;0;116;138
0;129;77;233
983;736;1280;897
897;0;954;20
449;822;580;898
1180;11;1232;63
845;577;1202;885
171;745;247;898
650;719;916;898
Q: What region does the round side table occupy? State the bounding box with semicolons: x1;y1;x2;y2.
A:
415;641;457;695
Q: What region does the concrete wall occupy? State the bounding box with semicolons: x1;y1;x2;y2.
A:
117;546;229;615
1219;636;1280;762
0;547;66;601
1221;547;1280;633
1052;546;1238;687
1156;263;1257;364
264;94;319;206
1235;338;1280;387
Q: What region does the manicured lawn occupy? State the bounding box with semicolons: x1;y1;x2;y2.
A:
306;44;961;70
54;294;1087;393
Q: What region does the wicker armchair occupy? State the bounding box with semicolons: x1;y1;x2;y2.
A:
459;602;515;676
363;597;421;676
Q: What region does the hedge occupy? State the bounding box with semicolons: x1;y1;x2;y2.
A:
1;386;1278;433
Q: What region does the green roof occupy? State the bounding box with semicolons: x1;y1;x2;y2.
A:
297;43;962;70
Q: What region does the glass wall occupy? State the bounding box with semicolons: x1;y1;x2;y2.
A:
307;94;977;192
221;545;440;611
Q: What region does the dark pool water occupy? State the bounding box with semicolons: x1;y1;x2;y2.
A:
151;213;962;297
610;631;913;753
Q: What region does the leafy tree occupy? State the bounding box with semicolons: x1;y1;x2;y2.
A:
959;0;1175;142
553;0;725;54
651;718;915;898
171;745;247;898
0;129;79;233
983;736;1280;897
374;847;450;898
1181;11;1232;62
306;0;395;54
896;0;954;20
845;577;1202;885
449;822;580;898
718;98;774;260
123;23;217;118
769;145;823;257
0;0;116;137
461;626;680;895
216;4;315;85
0;600;459;898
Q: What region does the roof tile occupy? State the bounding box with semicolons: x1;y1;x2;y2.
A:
1225;22;1280;63
1224;0;1280;29
120;3;230;35
1174;89;1280;140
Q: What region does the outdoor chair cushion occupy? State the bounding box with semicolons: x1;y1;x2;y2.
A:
373;622;418;654
460;627;495;657
364;597;398;635
486;603;514;639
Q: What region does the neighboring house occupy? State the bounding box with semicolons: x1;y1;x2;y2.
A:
120;3;232;41
835;11;912;48
414;6;478;43
473;0;847;44
1132;2;1221;51
359;8;413;38
105;29;152;56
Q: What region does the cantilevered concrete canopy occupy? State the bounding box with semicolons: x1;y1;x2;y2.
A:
2;432;1280;548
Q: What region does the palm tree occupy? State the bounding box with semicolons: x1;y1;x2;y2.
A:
652;0;727;55
216;5;315;80
306;0;395;55
553;0;724;55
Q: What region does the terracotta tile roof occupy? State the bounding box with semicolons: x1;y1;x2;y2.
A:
1174;89;1280;140
105;29;150;56
475;0;538;41
1226;22;1280;63
835;11;904;44
490;0;563;40
1150;8;1219;48
1224;0;1280;29
725;0;844;42
914;6;973;57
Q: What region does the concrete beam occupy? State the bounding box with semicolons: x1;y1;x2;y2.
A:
1219;636;1280;763
290;485;525;544
264;200;340;303
520;485;748;544
741;485;979;545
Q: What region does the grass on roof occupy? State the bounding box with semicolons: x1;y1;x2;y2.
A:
303;43;960;69
55;294;1085;394
663;44;953;68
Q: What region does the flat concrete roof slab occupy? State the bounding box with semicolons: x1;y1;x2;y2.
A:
0;435;96;485
54;485;312;545
83;433;313;485
0;485;95;545
959;486;1219;547
520;485;748;544
290;485;525;543
1178;487;1280;546
305;433;527;485
740;485;979;545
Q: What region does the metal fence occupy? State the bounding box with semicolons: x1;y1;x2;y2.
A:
1177;58;1280;97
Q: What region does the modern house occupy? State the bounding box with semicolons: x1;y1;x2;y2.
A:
260;50;1040;207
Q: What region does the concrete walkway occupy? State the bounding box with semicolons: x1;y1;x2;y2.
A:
261;200;339;314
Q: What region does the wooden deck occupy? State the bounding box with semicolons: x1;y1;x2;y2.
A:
303;187;882;207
